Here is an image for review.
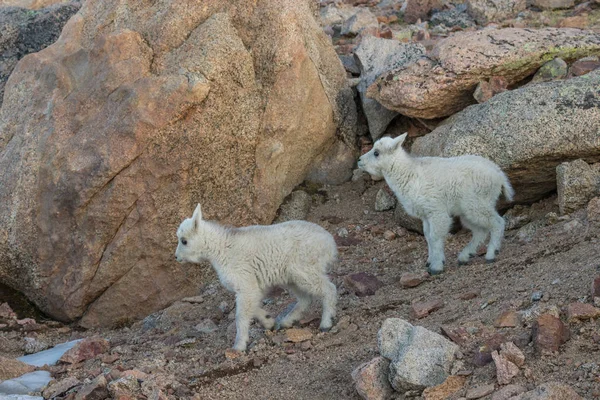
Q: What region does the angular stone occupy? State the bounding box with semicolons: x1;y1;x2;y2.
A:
368;29;600;119
459;291;480;300
275;190;312;222
491;384;527;400
473;333;506;366
0;302;17;319
344;272;384;297
566;302;600;322
440;326;470;346
588;197;600;222
466;384;495;399
557;160;600;215
108;375;140;399
59;337;110;364
500;342;525;367
354;37;425;140
351;357;394;400
492;350;519;385
374;187;396;211
394;205;424;234
411;71;600;204
412;298;444;319
422;375;466;400
74;375;109;400
341;8;378;36
0;0;356;328
593;276;600;297
467;0;526;25
568;56;600;78
43;376;81;399
532;314;570;353
400;272;429;288
0;356;35;381
473;76;509;103
494;310;520;328
530;58;568;84
430;5;476;29
377;318;458;391
284;328;313;343
513;382;583;399
404;0;443;24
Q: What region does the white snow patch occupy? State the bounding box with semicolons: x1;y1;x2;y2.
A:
17;339;82;367
0;371;51;395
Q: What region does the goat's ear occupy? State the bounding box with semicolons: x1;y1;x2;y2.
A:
390;133;408;151
192;203;203;229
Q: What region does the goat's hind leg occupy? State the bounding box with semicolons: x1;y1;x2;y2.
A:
276;285;312;330
485;212;506;263
457;216;488;265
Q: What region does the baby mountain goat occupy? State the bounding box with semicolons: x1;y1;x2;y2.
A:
175;204;338;352
358;133;514;275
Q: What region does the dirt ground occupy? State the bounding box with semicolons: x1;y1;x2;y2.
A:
2;177;599;399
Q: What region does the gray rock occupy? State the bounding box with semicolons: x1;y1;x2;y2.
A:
374;188;396;211
275;190;312;222
354;36;425;140
23;337;49;354
467;0;526;24
377;318;458;392
512;382;583;399
0;2;81;107
339;54;360;75
194;319;218;335
503;205;532;230
412;71;600;205
394;205;423;234
530;58;568;84
319;4;357;27
340;8;378;36
430;4;476;28
556;159;600;215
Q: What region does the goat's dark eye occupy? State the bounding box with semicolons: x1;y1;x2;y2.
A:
374;150;380;157
181;238;187;245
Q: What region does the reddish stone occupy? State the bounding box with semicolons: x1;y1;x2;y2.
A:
459;291;480;300
566;302;600;322
441;326;470;346
532;314;570;353
492;350;519;385
592;276;600;298
351;357;394;400
0;356;35;380
500;342;525;367
344;272;383;297
422;375;466;400
404;0;443;23
558;16;588;28
466;384;495;399
400;272;429;288
60;337;110;364
473;334;506;366
0;302;17;319
494;310;520;328
412;298;444;319
569;58;600;78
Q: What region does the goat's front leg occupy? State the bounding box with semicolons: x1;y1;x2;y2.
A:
232;291;257;352
425;213;452;275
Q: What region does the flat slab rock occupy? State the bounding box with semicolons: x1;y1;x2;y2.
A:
368;28;600;119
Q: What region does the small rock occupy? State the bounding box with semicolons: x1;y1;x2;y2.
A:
588;197;600;222
568;56;600;78
0;356;35;380
513;381;583;399
43;376;81;399
284;328;313;343
383;230;396;240
531;0;574;9
337;227;349;238
491;384;527;400
344;272;383;297
341;8;378;36
440;326;470;346
100;353;120;364
24;337;49;354
532;314;570;353
412;298;444;319
422;375;467;400
556;159;599;215
592;276;600;298
467;0;525;25
400;272;429;288
494;311;520;328
566;302;600;322
59;337;110;364
275;190;312;222
492;350;519;385
181;296;204;304
466;383;495;399
122;369;148;381
558;15;588;28
473;76;509;103
194;319;219;334
430;4;476;29
224;349;243;360
404;0;443;23
530;58;568;84
0;302;17;319
351;357;394;400
108;375;140;399
375;188;396;211
531;291;543;302
473;334;506;366
378;318;458;391
500;342;525;367
74;374;109;400
218;301;230;314
459;291;480;300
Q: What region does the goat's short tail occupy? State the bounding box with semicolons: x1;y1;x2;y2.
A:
502;175;515;202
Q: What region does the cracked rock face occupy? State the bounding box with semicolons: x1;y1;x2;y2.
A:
0;0;356;327
368;28;600;119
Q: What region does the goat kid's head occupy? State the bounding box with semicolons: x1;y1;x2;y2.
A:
175;203;210;264
357;133;407;180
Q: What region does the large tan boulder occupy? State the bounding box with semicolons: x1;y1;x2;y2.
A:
0;0;356;327
411;71;600;204
0;0;68;9
367;28;600;119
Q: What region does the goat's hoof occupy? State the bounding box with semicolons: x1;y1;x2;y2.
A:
495;250;500;255
319;326;331;333
457;260;469;266
428;267;444;276
425;262;431;269
485;258;495;264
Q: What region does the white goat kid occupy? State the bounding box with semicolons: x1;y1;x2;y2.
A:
358;133;514;275
175;204;338;352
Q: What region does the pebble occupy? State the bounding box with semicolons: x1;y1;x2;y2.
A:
531;291;543;302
